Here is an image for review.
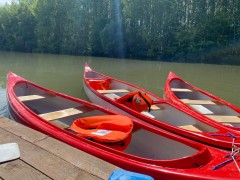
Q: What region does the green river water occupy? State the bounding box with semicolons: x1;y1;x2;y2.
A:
0;51;239;117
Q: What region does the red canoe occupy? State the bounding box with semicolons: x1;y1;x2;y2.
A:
164;72;240;130
83;63;240;150
6;72;240;179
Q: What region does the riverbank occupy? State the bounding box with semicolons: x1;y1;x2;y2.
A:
0;116;118;179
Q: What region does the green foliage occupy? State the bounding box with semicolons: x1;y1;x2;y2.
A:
0;0;36;52
0;0;240;65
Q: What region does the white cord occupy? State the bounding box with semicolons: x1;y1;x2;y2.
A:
231;138;240;172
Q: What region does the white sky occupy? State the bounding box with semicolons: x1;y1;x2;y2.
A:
0;0;19;6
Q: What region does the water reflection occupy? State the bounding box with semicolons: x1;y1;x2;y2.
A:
0;88;8;117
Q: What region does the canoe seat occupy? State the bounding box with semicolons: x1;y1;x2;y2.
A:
141;111;155;118
104;93;120;100
178;125;203;132
151;105;161;110
97;89;129;94
189;105;214;115
171;88;193;92
18;94;50;102
52;120;70;129
206;115;240;123
39;107;85;121
181;99;221;105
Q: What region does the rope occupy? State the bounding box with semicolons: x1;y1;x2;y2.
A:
212;158;233;170
212;132;240;171
210;132;237;139
233;155;240;172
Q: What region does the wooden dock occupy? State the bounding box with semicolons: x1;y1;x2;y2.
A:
0;116;118;180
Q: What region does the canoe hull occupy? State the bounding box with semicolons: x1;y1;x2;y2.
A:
164;72;240;130
6;71;240;179
83;64;240;150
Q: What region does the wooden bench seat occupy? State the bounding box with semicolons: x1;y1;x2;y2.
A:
45;106;93;128
206;115;240;123
171;88;193;92
178;125;203;132
97;89;129;94
181;99;220;105
151;105;161;110
39;107;84;121
18;94;55;102
141;111;155;118
189;104;214;115
18;95;46;102
51;120;70;129
104;93;120;100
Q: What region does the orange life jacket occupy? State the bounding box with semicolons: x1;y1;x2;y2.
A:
88;78;110;90
70;115;133;147
115;91;153;112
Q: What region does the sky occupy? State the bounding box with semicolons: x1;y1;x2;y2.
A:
0;0;19;6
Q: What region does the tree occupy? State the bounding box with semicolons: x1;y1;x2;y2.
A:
0;0;240;65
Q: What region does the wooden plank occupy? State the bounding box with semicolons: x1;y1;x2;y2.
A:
36;137;118;180
104;93;120;99
181;99;219;105
189;105;214;115
0;125;103;180
18;95;46;102
141;111;155;118
97;89;129;94
151;105;161;110
39;108;84;121
206;115;240;123
178;125;202;132
171;88;193;92
0;159;51;180
0;116;48;143
0;117;112;179
51;120;70;129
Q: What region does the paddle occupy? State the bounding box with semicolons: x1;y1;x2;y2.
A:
0;143;20;163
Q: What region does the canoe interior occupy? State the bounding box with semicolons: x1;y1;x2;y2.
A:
85;73;218;133
14;82;200;163
124;128;198;160
14;82;106;128
148;104;218;132
170;80;240;127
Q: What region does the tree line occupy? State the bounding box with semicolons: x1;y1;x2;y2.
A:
0;0;240;65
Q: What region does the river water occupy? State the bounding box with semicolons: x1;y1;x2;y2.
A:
0;51;239;117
